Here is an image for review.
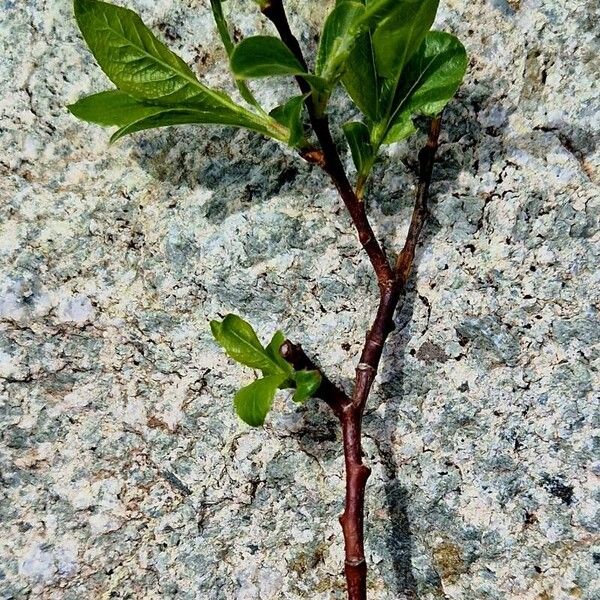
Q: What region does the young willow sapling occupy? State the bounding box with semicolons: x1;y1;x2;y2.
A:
69;1;467;598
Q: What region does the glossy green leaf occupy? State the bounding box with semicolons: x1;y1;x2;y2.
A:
269;96;306;147
108;107;276;143
384;31;467;143
69;90;288;143
210;314;278;372
74;0;233;108
230;36;305;78
372;0;439;80
264;330;294;378
316;1;365;82
230;35;328;95
234;374;286;426
357;0;404;29
67;90;164;126
72;0;291;142
343;121;374;176
292;370;322;403
342;31;380;121
382;117;417;145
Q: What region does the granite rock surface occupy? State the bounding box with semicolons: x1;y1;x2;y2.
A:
0;1;598;599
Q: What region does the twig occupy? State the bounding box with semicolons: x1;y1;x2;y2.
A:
262;2;444;597
395;116;442;284
295;118;442;600
338;117;442;600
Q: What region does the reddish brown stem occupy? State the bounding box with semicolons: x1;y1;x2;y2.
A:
263;3;443;598
396;116;443;283
339;405;371;598
336;119;441;600
296;118;441;600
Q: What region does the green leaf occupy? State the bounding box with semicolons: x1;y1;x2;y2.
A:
372;0;440;81
230;36;327;94
264;331;294;378
292;370;322;403
342;31;380;121
316;0;405;111
230;36;305;78
210;314;294;380
234;374;286;426
382;117;417;145
316;1;365;82
68;90;281;142
67;90;164;126
72;0;290;142
210;314;277;372
269;96;306;147
108;106;282;143
74;0;230;107
343;121;374;179
357;0;404;29
384;31;467;143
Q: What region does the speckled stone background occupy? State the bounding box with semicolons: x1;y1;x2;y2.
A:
1;0;598;598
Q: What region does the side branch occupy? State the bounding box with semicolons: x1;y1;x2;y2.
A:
262;0;394;288
395;115;442;283
280;340;351;417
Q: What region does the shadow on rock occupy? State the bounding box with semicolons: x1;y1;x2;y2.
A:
363;223;437;599
361;80;514;598
131;127;321;224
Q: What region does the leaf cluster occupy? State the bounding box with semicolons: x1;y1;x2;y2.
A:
210;315;321;426
70;0;466;190
68;0;295;144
